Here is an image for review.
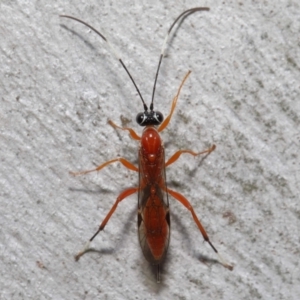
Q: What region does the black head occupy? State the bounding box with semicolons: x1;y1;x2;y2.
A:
136;110;164;126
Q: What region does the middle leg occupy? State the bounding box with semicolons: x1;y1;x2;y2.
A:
165;144;216;167
70;157;138;176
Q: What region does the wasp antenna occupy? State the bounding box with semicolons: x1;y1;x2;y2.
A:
60;15;148;111
150;7;210;110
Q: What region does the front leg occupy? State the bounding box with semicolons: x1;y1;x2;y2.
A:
108;120;141;140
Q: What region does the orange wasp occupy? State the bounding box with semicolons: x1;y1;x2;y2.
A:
61;7;233;282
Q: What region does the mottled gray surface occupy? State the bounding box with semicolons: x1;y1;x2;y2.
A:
1;1;299;299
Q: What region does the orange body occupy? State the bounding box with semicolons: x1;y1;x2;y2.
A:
63;7;233;282
138;127;170;264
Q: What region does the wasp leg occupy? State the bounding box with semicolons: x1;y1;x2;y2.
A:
166;187;233;270
165;145;216;167
108;120;141;140
75;187;138;261
158;70;191;132
70;157;138;176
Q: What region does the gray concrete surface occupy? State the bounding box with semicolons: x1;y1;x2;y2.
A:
1;1;299;299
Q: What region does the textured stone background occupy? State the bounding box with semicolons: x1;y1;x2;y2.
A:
1;1;299;299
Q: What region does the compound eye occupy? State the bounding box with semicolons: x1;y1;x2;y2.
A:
136;112;146;125
154;111;164;124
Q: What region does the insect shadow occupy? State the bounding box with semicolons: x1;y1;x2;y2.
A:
60;24;96;51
